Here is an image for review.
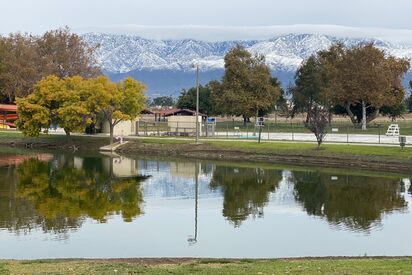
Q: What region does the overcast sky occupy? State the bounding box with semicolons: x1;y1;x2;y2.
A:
2;0;412;42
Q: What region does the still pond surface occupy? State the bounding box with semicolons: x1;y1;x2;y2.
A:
0;149;411;259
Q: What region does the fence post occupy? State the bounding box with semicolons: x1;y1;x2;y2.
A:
291;122;294;141
157;123;160;136
145;122;148;136
347;126;349;144
378;128;381;144
226;122;229;139
246;123;249;138
176;122;179;135
267;123;270;140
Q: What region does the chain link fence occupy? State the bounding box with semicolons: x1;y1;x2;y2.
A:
135;120;412;146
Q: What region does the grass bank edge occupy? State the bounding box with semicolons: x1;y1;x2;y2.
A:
1;132;411;161
2;258;412;274
133;137;412;161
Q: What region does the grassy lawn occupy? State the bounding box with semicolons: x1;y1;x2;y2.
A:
1;258;412;274
212;140;412;159
135;137;412;162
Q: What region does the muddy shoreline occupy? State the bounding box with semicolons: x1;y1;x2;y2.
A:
116;141;412;174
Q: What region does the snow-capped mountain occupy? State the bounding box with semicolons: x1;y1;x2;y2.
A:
84;33;412;73
82;33;412;95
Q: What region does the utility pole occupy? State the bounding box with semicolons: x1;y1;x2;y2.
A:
195;64;199;144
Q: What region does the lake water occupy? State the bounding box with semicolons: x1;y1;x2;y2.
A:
0;149;411;259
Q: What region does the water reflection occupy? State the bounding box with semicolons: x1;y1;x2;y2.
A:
291;170;407;231
409;181;412;195
187;162;199;245
210;166;282;226
0;164;42;235
0;152;411;239
0;154;147;236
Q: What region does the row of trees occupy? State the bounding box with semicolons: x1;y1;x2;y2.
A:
174;45;285;124
167;43;411;129
0;27;146;144
0;27;100;103
17;76;146;144
290;43;410;130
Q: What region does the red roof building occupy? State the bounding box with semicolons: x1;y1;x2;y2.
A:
0;104;17;112
0;104;18;128
153;108;206;121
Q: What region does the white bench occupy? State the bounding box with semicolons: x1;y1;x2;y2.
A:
386;124;400;136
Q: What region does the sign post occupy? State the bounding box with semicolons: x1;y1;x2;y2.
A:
256;117;264;143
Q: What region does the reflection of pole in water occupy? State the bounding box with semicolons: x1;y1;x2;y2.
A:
188;162;199;245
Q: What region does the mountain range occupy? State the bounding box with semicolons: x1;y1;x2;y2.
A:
82;33;412;97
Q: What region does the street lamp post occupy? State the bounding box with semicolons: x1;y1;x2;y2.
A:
187;162;199;245
194;64;200;144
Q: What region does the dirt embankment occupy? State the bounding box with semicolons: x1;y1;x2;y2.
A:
0;135;109;151
116;141;412;173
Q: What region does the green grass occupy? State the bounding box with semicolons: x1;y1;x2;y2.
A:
135;137;412;162
2;258;412;274
214;140;412;158
0;262;7;274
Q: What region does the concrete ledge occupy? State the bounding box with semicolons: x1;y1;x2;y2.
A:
99;141;129;152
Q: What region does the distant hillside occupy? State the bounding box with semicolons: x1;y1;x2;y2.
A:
83;33;412;97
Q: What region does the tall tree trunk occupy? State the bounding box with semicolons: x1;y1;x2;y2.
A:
109;123;114;145
243;115;247;126
305;99;313;123
366;108;379;123
361;100;367;131
253;109;258;135
345;103;358;125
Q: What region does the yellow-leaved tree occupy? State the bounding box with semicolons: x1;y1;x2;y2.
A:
87;76;146;144
16;75;92;141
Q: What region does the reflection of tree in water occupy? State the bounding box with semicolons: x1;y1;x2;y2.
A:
409;181;412;195
2;156;147;235
210;166;282;227
0;165;50;234
291;171;407;232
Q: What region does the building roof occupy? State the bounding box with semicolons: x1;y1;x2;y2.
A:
141;108;154;114
0;104;17;112
156;108;206;117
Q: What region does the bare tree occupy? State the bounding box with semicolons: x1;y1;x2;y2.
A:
304;106;329;149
